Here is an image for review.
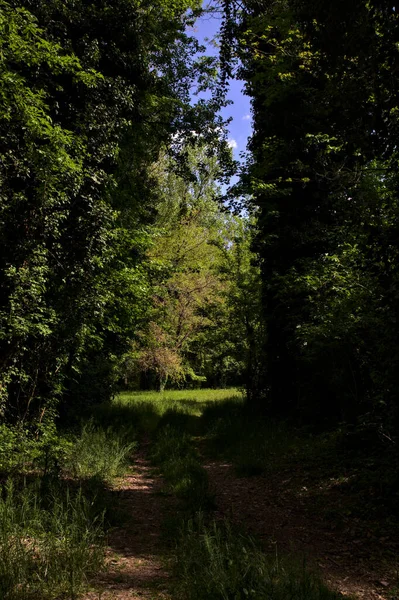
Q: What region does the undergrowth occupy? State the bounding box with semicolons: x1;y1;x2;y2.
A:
151;422;211;511
174;515;343;600
201;400;399;519
65;420;136;482
0;479;105;600
0;416;137;599
134;393;344;600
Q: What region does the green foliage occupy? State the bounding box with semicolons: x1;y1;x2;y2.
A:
123;146;261;392
65;420;136;482
0;0;101;419
222;0;399;431
0;479;105;600
0;421;71;476
0;0;226;423
209;216;264;396
124;146;228;390
174;514;342;600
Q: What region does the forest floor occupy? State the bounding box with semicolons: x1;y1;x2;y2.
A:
203;455;397;600
83;444;174;600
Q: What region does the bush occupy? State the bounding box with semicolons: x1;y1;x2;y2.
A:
0;420;73;478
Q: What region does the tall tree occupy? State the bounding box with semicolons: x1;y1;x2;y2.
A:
0;0;222;422
123;145;262;391
227;0;399;426
125;146;226;390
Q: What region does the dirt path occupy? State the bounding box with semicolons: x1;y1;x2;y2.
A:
83;446;174;600
204;459;397;600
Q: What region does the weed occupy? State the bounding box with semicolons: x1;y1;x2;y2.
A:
151;424;211;510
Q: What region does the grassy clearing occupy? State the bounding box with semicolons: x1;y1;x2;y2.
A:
97;387;243;433
118;387;242;406
101;388;398;547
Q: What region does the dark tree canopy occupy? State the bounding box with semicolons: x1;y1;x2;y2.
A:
221;0;399;429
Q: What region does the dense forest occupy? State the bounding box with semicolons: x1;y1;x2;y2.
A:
1;1;398;599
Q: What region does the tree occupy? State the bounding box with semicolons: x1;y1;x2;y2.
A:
122;144;263;393
0;0;223;422
124;146;227;390
225;0;399;427
212;216;263;402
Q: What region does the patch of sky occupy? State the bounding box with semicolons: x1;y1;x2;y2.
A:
186;2;252;190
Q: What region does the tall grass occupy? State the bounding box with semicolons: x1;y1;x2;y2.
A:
0;479;105;600
65;420;136;482
0;415;138;599
174;515;343;600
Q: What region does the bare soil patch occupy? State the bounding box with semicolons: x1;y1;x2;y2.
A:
83;446;174;600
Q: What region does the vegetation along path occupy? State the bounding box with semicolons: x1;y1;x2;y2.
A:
204;458;395;600
85;389;398;600
3;3;399;600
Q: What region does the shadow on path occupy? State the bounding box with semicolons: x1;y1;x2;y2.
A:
83;447;175;600
204;459;397;600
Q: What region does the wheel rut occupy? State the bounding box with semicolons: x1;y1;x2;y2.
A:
83;446;174;600
204;458;396;600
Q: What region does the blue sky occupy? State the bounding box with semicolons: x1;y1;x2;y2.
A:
188;11;253;164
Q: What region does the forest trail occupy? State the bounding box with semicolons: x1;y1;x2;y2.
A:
204;458;397;600
83;445;173;600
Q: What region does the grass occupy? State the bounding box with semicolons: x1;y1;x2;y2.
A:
0;478;105;600
3;387;377;600
0;416;137;600
100;387;399;540
151;424;211;511
110;389;345;600
65;420;136;482
96;388;243;434
118;387;242;406
174;514;343;600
